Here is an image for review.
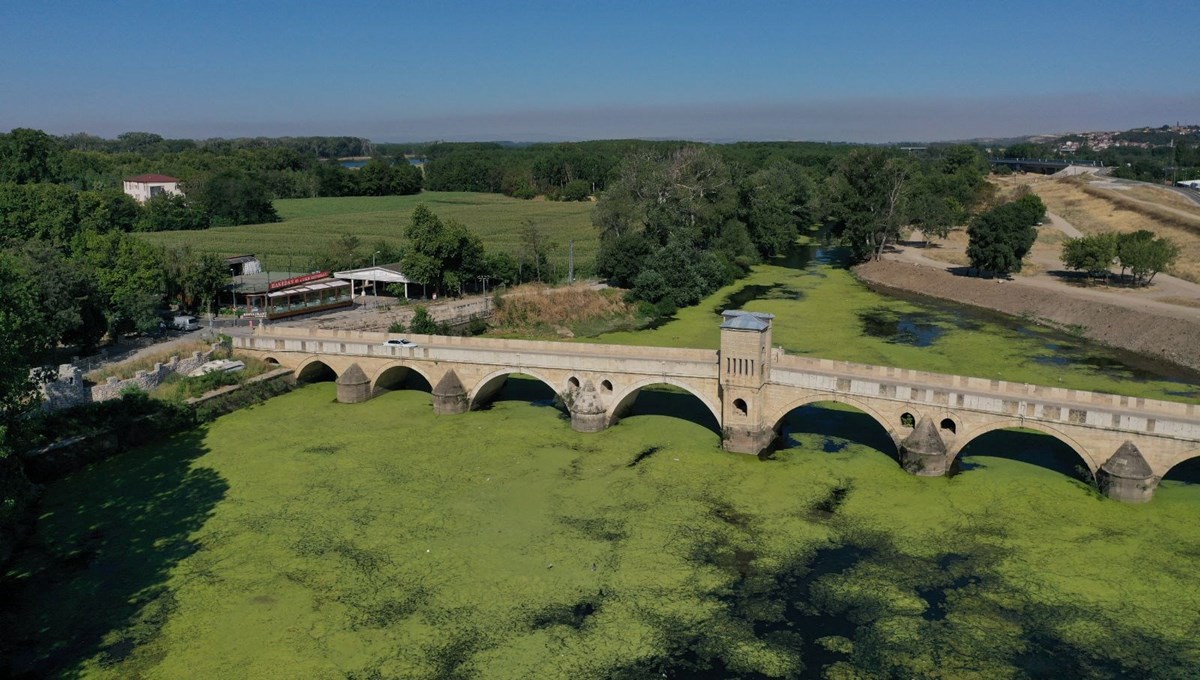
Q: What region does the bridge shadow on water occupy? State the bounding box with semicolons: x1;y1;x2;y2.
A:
773;403;899;462
375;367;432;394
1;431;227;678
476;375;567;414
297;360;336;384
619;386;722;436
1163;456;1200;485
952;429;1096;485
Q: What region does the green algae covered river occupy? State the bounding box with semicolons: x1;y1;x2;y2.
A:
5;248;1200;678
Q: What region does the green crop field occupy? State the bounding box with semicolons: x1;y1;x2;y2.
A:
139;192;599;274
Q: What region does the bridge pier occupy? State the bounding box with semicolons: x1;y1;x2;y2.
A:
1097;441;1160;503
568;381;608;433
899;416;951;476
721;426;776;455
432;369;469;415
336;363;372;404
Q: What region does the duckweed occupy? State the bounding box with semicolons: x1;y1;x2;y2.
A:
5;382;1199;678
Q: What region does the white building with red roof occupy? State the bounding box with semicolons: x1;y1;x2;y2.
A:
122;173;183;203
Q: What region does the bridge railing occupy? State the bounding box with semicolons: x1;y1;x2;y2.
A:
771;351;1198;421
243;326;719;369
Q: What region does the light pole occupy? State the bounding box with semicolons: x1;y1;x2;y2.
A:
372;250;381;303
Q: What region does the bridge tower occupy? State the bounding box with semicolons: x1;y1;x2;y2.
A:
719;310;776;454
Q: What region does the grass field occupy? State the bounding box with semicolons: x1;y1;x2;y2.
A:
140;192;600;275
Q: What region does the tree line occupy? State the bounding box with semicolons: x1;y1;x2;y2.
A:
590;144;995;312
0;128;422;218
419;139;859;200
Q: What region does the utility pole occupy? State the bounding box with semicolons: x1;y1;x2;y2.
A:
1172;138;1178;186
568;239;574;284
372;250;381;304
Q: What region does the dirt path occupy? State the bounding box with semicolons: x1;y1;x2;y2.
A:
894;213;1200;324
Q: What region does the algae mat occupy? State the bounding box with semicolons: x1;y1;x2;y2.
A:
5;383;1200;678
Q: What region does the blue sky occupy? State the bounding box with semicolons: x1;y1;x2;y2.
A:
1;1;1197;142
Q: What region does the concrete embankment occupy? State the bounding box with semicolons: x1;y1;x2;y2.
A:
854;259;1200;375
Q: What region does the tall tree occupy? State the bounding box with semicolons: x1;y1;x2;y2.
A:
0;128;62;184
965;195;1045;277
740;160;815;257
824;149;915;261
192;170;280;226
400;204;484;296
0;250;62;425
73;231;166;336
1117;230;1179;286
1061;233;1118;282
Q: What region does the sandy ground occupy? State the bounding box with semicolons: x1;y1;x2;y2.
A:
901;213;1200;320
993;175;1200;282
862;207;1200;372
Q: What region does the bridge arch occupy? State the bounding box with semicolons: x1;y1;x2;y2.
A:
949;419;1100;473
1162;447;1200;481
370;361;436;393
606;377;721;431
468;368;562;411
295;356;337;382
767;393;901;450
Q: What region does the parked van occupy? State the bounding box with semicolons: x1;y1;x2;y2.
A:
173;315;201;332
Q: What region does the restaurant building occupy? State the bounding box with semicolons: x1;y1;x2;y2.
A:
243;272;353;320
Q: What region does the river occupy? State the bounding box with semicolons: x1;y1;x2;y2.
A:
3;242;1199;678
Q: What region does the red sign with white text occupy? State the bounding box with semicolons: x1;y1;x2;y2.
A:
268;271;329;291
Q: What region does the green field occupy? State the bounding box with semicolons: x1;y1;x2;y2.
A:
140;192;599;274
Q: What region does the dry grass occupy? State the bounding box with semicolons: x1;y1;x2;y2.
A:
1159;296;1200;309
906;226;1063;276
992;175;1200;283
906;230;971;267
1082;185;1200;234
85;340;215;383
1121;185;1200;210
490;284;640;337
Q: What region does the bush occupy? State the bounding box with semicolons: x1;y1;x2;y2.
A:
1061;233;1117;282
409;306;439;334
560;180;591;201
966;195;1045;276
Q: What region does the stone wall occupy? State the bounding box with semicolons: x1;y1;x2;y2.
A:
39;343;223;412
40;365;89;412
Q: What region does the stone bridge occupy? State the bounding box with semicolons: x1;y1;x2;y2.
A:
233;310;1200;503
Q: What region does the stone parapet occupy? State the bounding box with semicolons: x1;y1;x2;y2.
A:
40;344;222;412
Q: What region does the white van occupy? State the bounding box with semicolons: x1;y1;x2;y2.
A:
173;315;201;332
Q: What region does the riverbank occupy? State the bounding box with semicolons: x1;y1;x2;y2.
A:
854;259;1200;375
